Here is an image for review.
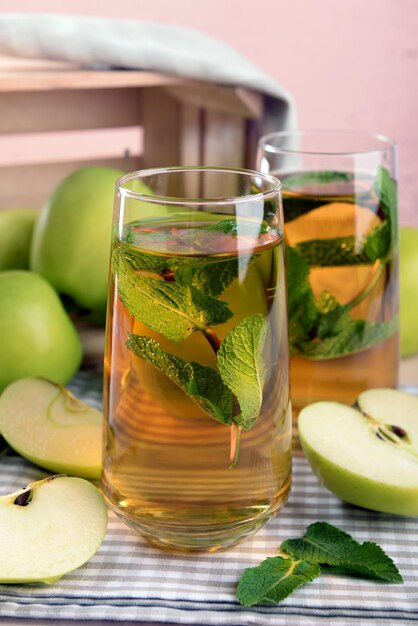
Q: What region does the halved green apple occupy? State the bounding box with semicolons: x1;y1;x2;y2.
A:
0;378;102;479
0;475;107;583
298;389;418;516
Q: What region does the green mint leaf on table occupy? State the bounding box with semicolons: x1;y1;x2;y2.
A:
217;314;267;430
281;522;402;583
236;557;320;607
300;317;397;359
126;335;233;425
236;522;402;608
117;272;232;343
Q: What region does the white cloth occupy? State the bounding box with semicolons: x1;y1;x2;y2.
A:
0;13;296;136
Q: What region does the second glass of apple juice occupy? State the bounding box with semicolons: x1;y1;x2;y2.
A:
102;167;292;552
257;130;399;417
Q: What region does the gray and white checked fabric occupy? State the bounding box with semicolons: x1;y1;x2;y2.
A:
0;371;417;626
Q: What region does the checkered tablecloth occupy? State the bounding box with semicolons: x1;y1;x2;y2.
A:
0;371;417;626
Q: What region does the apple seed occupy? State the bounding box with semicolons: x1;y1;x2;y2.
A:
14;489;33;507
389;424;409;440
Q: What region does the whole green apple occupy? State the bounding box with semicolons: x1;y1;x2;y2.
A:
30;167;124;321
0;271;82;391
400;226;418;357
0;208;38;270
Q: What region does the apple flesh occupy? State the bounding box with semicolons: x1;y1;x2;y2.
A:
0;378;102;479
298;390;418;516
0;475;107;583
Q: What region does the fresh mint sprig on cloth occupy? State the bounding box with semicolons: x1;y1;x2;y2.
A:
236;521;402;606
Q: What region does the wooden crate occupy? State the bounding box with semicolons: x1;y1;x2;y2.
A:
0;60;264;210
0;60;264;361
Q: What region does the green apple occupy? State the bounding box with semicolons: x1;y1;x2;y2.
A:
298;389;418;516
400;226;418;357
0;475;107;583
0;271;82;391
0;208;38;270
0;378;102;479
30;167;124;321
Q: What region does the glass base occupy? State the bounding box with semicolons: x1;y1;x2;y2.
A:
104;481;291;554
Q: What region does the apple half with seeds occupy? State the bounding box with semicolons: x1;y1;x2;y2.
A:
298;389;418;516
0;378;102;479
0;475;107;583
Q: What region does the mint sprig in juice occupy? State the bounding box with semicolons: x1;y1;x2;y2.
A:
102;169;292;552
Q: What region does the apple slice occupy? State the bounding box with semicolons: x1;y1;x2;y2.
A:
0;475;107;583
0;378;102;479
298;391;418;516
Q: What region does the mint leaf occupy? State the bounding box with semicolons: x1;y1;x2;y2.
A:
294;232;388;267
175;257;239;298
315;291;350;339
217;314;267;429
127;335;233;424
206;218;269;235
284;171;351;189
117;266;232;342
286;246;396;358
285;246;317;349
362;220;391;261
374;166;397;245
282;171;352;222
294;222;390;267
281;522;402;583
114;244;174;274
295;236;361;266
236;556;320;606
300;318;397;359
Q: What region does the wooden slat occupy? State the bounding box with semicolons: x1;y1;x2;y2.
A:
0;156;141;210
0;69;185;92
141;88;181;168
0;88;143;134
202;111;245;197
179;104;202;166
165;83;263;119
203;111;245;167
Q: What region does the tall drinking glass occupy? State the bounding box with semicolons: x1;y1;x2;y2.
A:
258;130;399;416
102;167;292;552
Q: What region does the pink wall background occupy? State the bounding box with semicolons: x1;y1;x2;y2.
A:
0;0;417;225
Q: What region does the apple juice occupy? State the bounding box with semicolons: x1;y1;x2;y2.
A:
102;217;292;552
280;170;399;415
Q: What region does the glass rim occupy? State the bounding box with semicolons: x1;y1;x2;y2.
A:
116;166;281;206
258;129;397;157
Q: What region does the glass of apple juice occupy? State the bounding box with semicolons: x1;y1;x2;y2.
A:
102;167;292;552
257;130;399;418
